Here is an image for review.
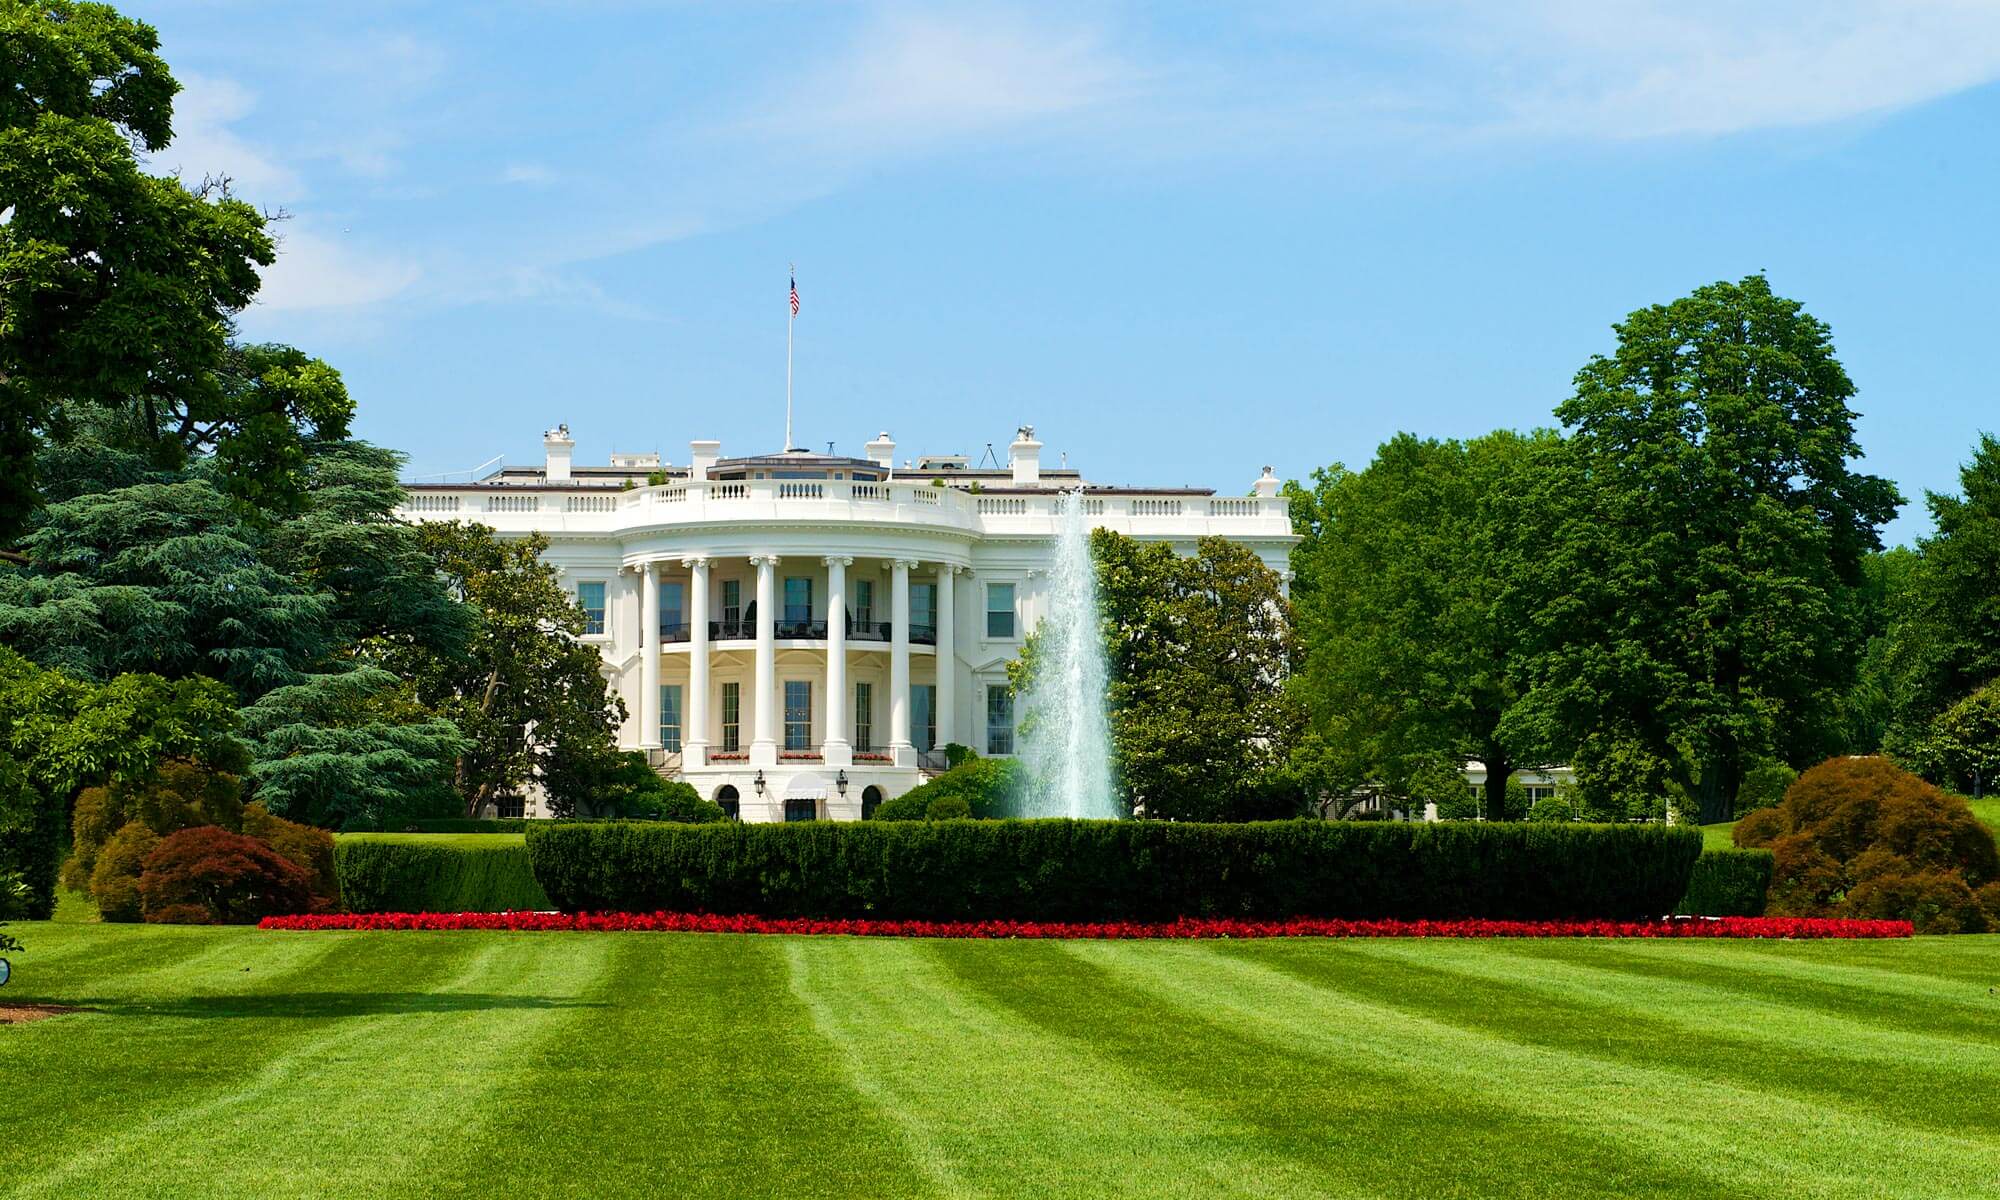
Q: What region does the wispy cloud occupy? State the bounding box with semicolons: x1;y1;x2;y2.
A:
729;9;1146;159
1426;0;2000;140
146;73;303;198
501;163;556;185
254;224;421;313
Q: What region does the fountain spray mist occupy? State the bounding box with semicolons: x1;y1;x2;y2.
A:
1020;490;1119;818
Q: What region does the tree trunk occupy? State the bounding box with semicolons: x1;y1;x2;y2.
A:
1696;746;1741;825
1482;748;1512;822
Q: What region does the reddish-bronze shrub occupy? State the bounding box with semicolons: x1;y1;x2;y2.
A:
137;826;315;925
1735;756;2000;933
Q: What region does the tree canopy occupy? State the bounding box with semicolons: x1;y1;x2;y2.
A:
0;0;350;544
1288;430;1553;820
1496;275;1901;823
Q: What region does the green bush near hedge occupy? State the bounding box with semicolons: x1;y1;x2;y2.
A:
336;838;551;912
526;819;1702;922
1674;848;1774;917
871;758;1026;821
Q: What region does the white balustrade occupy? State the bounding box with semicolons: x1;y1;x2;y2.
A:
566;494;617;512
404;493;461;513
1130;498;1183;516
1208;498;1258;517
488;494;540;513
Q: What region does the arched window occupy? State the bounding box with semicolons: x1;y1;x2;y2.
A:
784;796;817;822
861;785;885;820
714;784;741;822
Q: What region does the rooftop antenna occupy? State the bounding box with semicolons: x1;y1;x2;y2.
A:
978;441;1001;469
785;265;800;452
827;440;836;456
407;453;504;484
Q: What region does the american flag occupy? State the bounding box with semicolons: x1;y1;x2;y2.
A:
790;273;800;317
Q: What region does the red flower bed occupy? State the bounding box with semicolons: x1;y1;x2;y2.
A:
259;912;1912;939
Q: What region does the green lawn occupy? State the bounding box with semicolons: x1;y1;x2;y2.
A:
3;924;1997;1198
334;832;527;849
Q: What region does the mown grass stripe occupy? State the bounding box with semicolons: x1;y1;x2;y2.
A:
436;934;931;1199
786;936;1334;1200
1158;942;2000;1200
4;929;484;1199
1332;940;2000;1129
924;939;1743;1200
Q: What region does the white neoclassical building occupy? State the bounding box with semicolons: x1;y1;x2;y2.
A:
398;425;1296;822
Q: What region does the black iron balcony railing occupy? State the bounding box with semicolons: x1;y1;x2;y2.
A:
658;617;941;644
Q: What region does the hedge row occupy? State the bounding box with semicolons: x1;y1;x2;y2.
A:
525;819;1703;922
335;839;551;913
1675;849;1774;917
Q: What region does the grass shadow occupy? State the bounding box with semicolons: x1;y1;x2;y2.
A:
4;992;611;1020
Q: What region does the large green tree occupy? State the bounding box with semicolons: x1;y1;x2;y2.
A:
0;0;351;543
1501;276;1901;823
1014;531;1301;821
394;523;625;818
1882;434;2000;774
1287;430;1553;820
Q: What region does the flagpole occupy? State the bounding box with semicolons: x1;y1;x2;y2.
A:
785;264;795;452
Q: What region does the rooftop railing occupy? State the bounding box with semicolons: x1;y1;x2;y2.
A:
395;476;1292;532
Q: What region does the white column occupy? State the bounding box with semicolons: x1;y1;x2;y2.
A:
822;556;852;766
684;557;710;766
935;565;955;756
751;554;778;765
640;562;660;748
890;558;914;766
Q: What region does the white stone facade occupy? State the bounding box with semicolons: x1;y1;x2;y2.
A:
398;426;1297;822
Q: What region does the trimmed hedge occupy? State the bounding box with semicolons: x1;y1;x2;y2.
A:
526;819;1703;922
335;839;551;913
1675;849;1773;917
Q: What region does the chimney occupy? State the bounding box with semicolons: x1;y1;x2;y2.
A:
543;424;574;481
689;439;720;481
865;431;896;470
1252;465;1280;498
1009;425;1042;487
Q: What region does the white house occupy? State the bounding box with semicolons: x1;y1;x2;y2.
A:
398;425;1297;822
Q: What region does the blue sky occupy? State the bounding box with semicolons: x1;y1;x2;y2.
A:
140;1;2000;546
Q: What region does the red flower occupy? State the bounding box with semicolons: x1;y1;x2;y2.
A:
259;912;1914;939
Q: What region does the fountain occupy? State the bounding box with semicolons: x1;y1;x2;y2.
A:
1018;489;1120;818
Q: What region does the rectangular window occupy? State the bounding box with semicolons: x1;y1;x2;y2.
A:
576;581;606;636
852;580;874;627
911;582;937;639
784;576;813;628
721;579;742;633
986;583;1016;639
661;581;686;639
721;682;740;752
985;686;1015;755
854;682;873;750
784;680;813;751
659;684;683;752
784;796;817;822
495;795;525;820
913;684;937;753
